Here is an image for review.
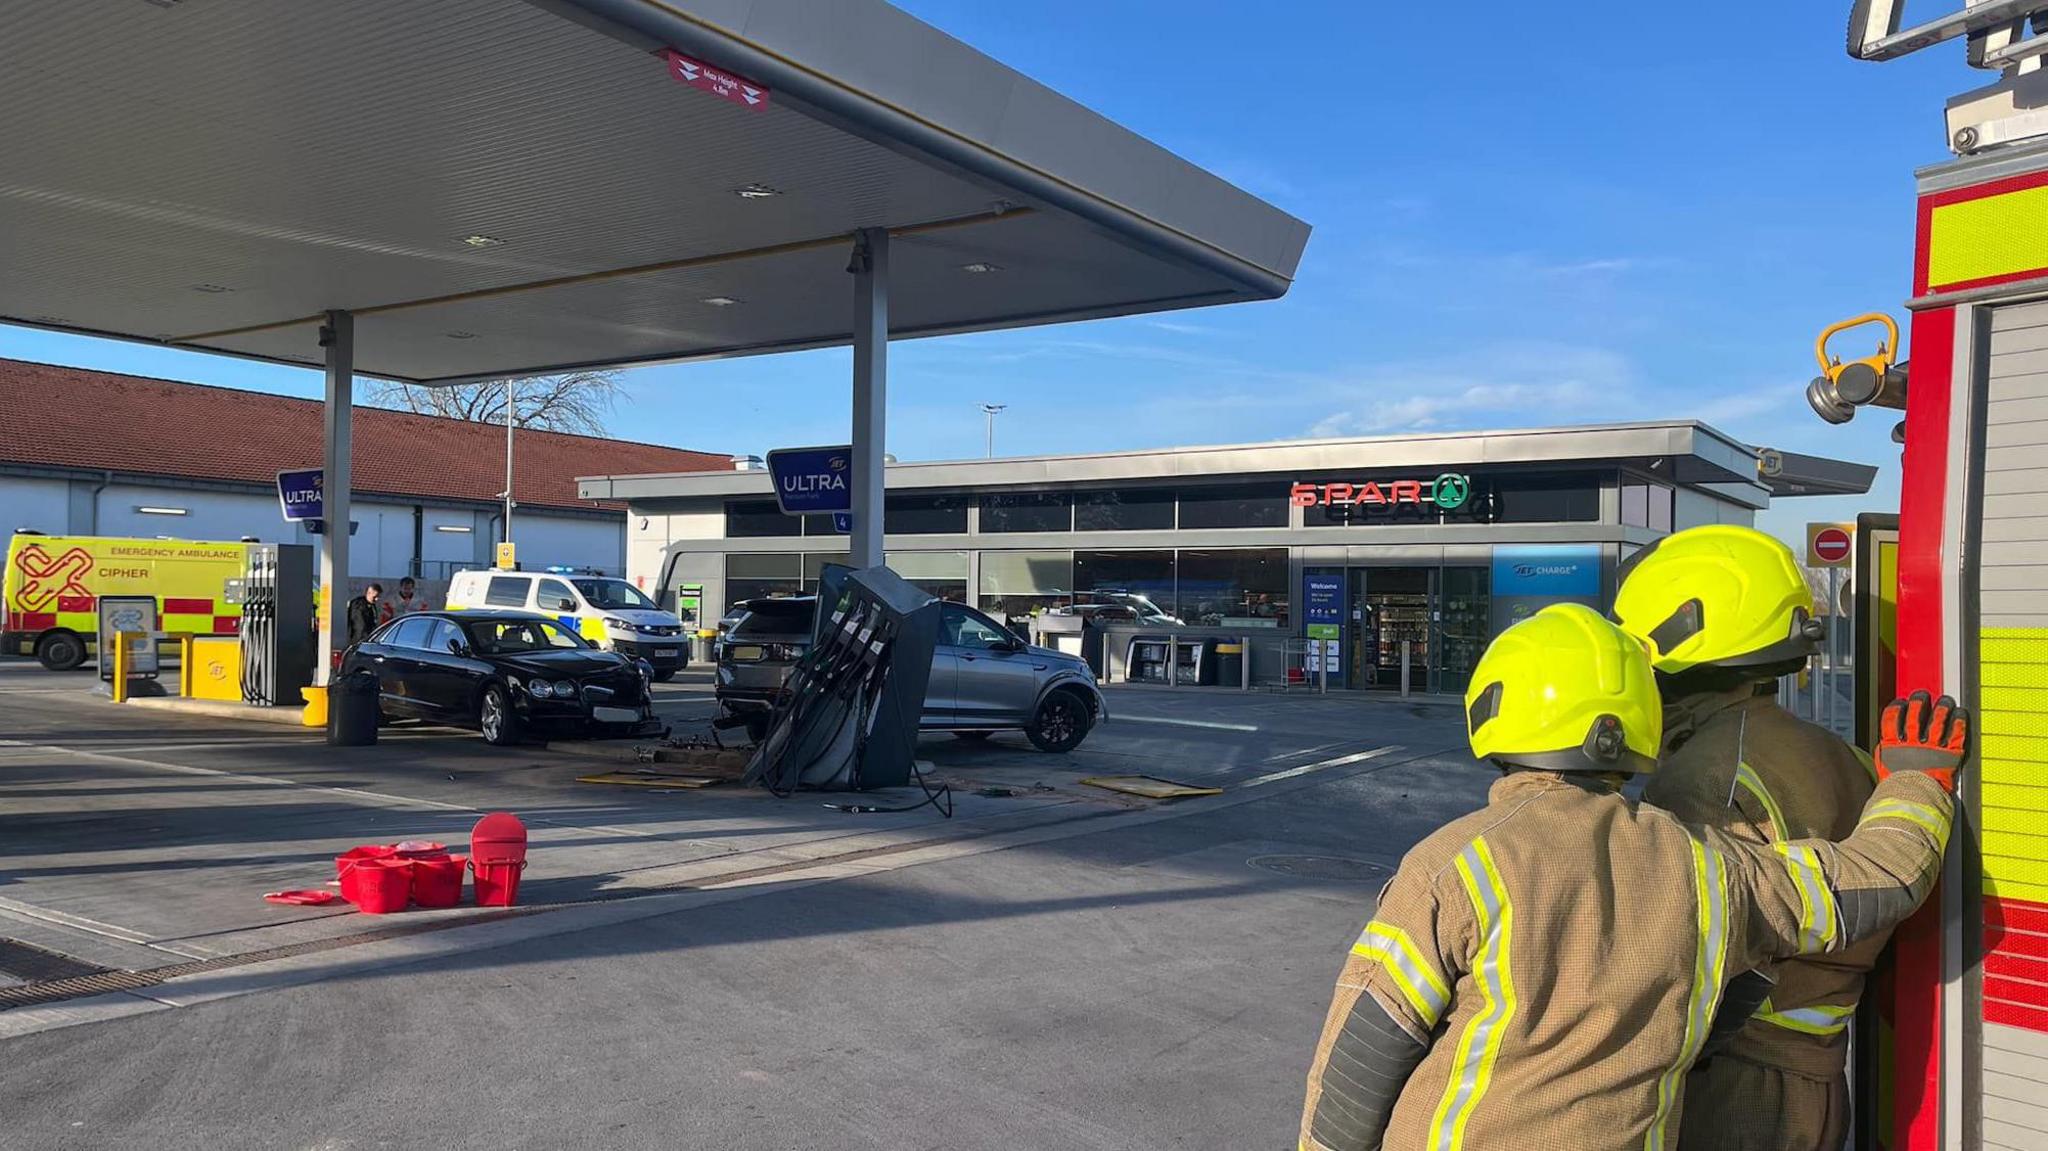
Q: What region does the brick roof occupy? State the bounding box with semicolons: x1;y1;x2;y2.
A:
0;358;728;512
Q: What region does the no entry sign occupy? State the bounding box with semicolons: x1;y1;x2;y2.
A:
1808;523;1853;568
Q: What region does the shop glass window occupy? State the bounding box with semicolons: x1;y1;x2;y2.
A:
1073;488;1175;532
978;549;1072;635
1491;472;1601;524
725;552;803;609
802;552;850;589
1621;478;1673;531
1177;482;1288;529
726;500;802;538
1073;550;1178;623
1621;482;1649;528
889;550;970;603
1176;548;1288;627
979;492;1072;534
1646;484;1673;532
885;493;969;535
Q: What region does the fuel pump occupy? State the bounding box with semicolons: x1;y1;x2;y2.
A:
236;543;314;706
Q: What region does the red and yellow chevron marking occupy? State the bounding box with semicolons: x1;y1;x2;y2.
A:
1982;628;2048;1033
1917;170;2048;295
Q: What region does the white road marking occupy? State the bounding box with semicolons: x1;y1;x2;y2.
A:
1242;744;1401;787
1113;714;1260;732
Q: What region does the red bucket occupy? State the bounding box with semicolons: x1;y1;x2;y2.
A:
339;857;412;914
471;859;526;907
411;854;467;909
334;844;397;881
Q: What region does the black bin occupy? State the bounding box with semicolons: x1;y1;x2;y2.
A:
1214;642;1244;687
327;669;380;747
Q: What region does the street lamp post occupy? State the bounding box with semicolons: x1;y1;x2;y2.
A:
502;378;515;546
979;403;1006;459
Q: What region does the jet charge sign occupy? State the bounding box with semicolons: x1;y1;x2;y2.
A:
765;446;853;516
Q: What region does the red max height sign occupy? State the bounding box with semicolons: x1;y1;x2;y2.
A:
661;49;769;111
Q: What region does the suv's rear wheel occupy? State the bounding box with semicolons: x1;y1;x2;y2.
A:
744;714;771;743
479;684;521;746
1025;691;1091;753
36;630;86;672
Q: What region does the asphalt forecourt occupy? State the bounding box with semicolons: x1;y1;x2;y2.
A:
0;659;1470;1041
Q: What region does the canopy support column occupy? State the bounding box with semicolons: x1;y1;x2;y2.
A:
317;310;353;685
849;227;889;570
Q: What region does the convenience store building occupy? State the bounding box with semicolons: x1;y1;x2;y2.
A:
581;420;1872;693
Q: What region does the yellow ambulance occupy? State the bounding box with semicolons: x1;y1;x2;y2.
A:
2;533;247;671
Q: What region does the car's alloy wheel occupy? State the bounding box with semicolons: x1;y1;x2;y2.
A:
479;685;519;746
1025;692;1090;753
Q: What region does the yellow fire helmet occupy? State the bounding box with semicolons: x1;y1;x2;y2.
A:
1465;603;1663;775
1612;524;1821;675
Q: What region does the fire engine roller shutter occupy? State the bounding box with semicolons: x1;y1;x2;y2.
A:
1977;297;2048;1150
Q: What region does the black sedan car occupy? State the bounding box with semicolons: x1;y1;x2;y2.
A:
343;609;662;745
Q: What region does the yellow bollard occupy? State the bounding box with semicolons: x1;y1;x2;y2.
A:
111;631;131;704
301;684;329;728
179;634;195;697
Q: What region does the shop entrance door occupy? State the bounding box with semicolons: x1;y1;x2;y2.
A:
1343;566;1492;692
1348;567;1431;691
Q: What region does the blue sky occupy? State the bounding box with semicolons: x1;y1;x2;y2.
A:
0;1;1969;547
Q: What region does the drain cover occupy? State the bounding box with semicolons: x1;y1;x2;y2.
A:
0;938;108;983
1246;855;1389;883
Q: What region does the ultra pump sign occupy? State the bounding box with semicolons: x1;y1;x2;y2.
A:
765;446;853;516
276;468;323;523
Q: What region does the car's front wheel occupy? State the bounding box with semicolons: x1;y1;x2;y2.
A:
1025;691;1091;753
478;684;521;746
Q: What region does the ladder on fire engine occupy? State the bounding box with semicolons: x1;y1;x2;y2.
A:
1851;0;2048;151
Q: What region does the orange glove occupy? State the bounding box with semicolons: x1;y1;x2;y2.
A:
1876;690;1970;791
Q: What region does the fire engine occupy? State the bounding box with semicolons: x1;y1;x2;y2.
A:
1819;3;2048;1146
2;532;247;671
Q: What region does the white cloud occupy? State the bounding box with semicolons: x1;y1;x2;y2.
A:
1304;344;1632;437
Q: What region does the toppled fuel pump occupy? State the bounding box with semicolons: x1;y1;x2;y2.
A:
743;564;940;796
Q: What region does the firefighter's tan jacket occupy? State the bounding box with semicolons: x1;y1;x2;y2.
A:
1298;767;1952;1151
1643;688;1880;1081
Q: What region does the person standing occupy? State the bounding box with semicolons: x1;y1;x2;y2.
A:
345;583;382;648
380;576;422;624
1296;604;1966;1151
1614;524;1887;1151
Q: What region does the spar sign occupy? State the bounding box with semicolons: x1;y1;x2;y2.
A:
1291;472;1472;510
765;446;853;516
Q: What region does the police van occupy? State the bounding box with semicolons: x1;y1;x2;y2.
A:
445;569;689;680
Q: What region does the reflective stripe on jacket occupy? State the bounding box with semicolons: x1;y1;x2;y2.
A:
1643;691;1884;1081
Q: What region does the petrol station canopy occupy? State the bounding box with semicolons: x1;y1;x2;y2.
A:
0;0;1310;385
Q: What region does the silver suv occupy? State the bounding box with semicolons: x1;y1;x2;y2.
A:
716;597;1106;752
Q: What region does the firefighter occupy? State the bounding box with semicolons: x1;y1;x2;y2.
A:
1297;603;1965;1151
1613;524;1884;1151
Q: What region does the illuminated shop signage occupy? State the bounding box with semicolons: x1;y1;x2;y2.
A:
1290;472;1472;511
